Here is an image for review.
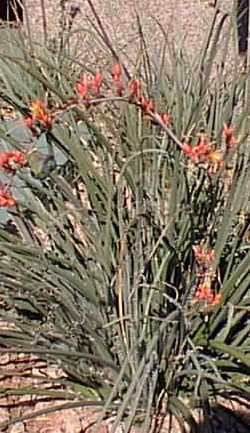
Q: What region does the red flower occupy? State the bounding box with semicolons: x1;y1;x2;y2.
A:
0;151;28;174
223;124;238;150
76;73;103;99
182;135;222;166
75;74;89;99
145;100;155;113
160;112;172;126
193;281;222;308
0;153;12;173
25;116;37;136
182;143;197;161
112;63;122;82
91;72;103;96
112;64;125;96
193;245;215;265
27;101;53;131
194;135;213;162
30;101;50;123
0;185;17;207
139;96;155;113
129;79;141;100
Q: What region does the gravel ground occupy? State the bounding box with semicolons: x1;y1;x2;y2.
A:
24;0;235;67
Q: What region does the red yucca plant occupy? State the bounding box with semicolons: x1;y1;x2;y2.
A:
0;2;248;433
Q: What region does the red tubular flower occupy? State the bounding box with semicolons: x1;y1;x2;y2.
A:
182;143;197;162
194;135;213;162
75;74;89;99
91;72;103;97
0;151;28;174
129;79;141;100
0;185;17;207
7;151;28;169
25;116;36;134
223;124;238;149
160;112;172;126
112;64;125;96
29;101;53;131
145;100;155;113
194;283;214;303
182;134;222;167
193;245;215;265
112;63;122;82
30;101;49;122
193;281;222;308
0;153;10;172
213;293;222;305
25;116;35;133
139;96;155;114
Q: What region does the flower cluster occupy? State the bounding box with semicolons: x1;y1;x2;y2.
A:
110;64;172;126
193;280;222;309
25;101;53;135
129;79;141;100
192;244;221;311
183;125;238;170
76;72;103;99
0;151;28;207
0;151;28;174
182;134;222;166
0;184;17;208
193;245;215;266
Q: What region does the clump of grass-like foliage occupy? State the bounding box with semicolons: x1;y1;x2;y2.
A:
0;2;249;432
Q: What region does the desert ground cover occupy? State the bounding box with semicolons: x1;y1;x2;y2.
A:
25;0;232;60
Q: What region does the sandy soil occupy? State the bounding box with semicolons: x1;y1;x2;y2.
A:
24;0;235;66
